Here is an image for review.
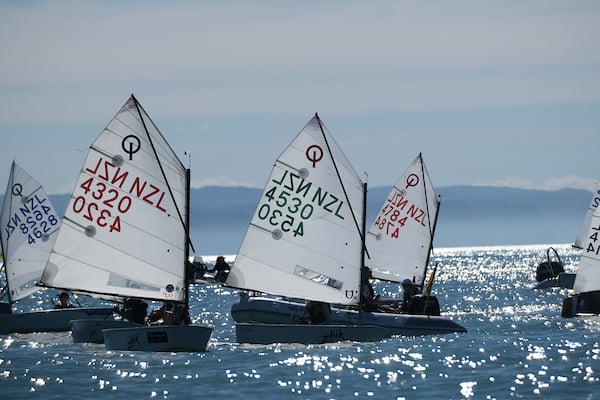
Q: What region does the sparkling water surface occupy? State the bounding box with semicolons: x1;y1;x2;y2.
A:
1;244;599;399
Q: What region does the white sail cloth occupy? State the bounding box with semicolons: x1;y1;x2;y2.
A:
573;204;600;293
227;115;365;305
1;162;61;301
574;182;600;249
41;96;188;302
365;154;439;285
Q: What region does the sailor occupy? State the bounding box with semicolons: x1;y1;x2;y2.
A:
54;291;75;309
361;267;379;311
114;298;148;325
148;301;192;326
302;300;331;324
213;256;231;283
401;278;420;312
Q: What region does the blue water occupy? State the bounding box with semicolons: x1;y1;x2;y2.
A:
1;244;599;399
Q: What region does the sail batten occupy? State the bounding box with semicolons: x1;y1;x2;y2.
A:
41;95;188;303
365;155;439;285
1;162;61;302
226;116;364;305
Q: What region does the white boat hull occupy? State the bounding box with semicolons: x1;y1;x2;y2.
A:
236;322;391;344
0;307;114;334
534;272;576;289
231;297;467;335
103;325;213;352
71;319;140;344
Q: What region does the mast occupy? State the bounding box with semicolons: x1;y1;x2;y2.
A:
0;234;11;308
359;181;368;323
1;163;14;307
419;153;434;291
422;199;440;291
184;168;191;315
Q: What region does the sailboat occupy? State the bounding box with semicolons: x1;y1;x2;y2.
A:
534;182;600;289
365;153;439;290
39;95;213;351
231;149;466;336
0;162;114;334
562;195;600;317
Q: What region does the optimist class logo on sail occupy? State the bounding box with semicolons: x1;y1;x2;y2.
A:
70;138;170;235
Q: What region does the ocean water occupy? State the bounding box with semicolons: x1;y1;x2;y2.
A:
1;244;599;399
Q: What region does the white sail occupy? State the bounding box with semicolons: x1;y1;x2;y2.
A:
1;162;61;301
573;205;600;293
574;182;600;249
365;154;439;285
227;115;365;305
41;95;188;302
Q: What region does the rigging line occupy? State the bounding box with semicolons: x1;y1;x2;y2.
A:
131;95;195;253
314;113;370;261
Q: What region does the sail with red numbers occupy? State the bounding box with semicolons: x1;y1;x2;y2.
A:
40;95;188;302
1;162;61;302
226;114;365;305
364;153;439;286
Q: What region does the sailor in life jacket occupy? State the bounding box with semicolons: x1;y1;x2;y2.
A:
148;301;192;326
302;300;332;325
401;278;420;312
54;291;76;309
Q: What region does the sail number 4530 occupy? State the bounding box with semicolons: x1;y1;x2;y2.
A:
257;187;314;237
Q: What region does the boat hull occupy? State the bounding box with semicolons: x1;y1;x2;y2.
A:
534;272;576;289
231;297;467;335
562;291;600;317
236;322;390;344
71;319;140;344
103;325;213;352
0;307;114;334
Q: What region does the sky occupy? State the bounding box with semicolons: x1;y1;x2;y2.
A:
1;0;599;194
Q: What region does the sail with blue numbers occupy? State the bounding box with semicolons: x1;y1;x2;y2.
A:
0;162;61;302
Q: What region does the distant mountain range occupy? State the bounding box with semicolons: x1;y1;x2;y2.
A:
1;185;590;254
